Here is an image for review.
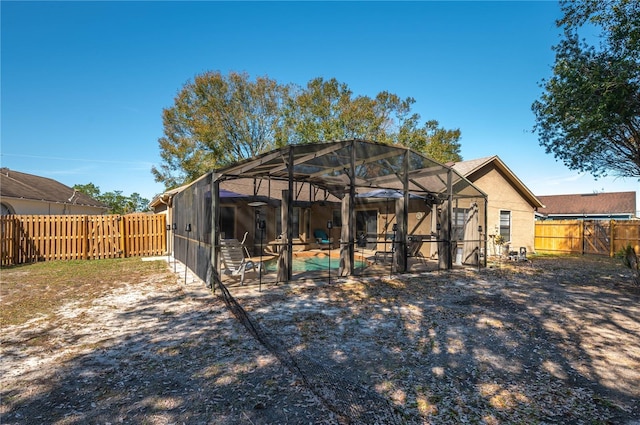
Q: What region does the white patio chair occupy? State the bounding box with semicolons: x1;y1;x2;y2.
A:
407;236;427;265
239;231;251;258
220;238;257;285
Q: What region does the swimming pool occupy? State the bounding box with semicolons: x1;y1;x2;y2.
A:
264;254;367;272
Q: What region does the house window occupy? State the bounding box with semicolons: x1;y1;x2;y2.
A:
499;210;511;241
356;210;378;249
276;207;301;238
291;207;300;237
452;208;469;241
332;209;342;227
220;206;235;239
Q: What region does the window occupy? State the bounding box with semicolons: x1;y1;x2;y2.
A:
499;210;511;241
276;207;301;238
332;209;342;227
356;210;378;249
291;207;300;237
220;207;235;239
452;208;469;241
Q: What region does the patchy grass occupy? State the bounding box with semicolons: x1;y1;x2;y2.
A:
1;254;639;424
0;258;173;327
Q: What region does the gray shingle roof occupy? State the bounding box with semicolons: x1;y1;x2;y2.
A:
0;168;107;208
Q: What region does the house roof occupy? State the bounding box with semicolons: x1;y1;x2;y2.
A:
450;155;544;208
537;191;636;217
0;168;107;209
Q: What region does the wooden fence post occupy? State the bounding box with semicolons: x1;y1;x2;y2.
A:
119;216;126;258
610;219;615;258
82;216;88;260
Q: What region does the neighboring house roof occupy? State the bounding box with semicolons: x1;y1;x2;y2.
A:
0;168;107;209
536;191;637;219
450;155;544;209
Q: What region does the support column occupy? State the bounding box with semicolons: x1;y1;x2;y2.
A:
394;149;410;273
442;168;454;269
394;197;407;272
339;141;356;277
277;190;292;283
339;193;353;276
210;177;220;286
438;202;451;269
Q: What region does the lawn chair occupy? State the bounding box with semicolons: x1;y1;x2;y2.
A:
374;233;395;264
407;236;426;265
220;238;257;285
313;229;332;249
239;231;251;257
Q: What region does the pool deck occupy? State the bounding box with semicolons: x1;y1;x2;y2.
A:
219;247;448;289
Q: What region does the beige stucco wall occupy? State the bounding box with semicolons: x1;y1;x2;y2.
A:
1;198;106;215
468;165;536;254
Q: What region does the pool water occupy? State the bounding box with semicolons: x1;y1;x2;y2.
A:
264;256;367;272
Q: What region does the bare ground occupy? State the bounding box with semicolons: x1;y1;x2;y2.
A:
1;255;639;424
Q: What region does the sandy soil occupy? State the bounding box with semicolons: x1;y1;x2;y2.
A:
1;256;639;424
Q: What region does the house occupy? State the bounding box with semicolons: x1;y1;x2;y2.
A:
450;156;544;255
154;140;489;283
536;191;637;220
0;168;108;215
154;151;544;264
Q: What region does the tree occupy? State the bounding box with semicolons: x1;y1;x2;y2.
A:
72;183;100;199
73;184;150;214
398;119;462;164
277;78;403;144
125;193;150;214
279;77;462;161
152;71;289;188
532;0;640;178
99;191;129;215
154;73;464;189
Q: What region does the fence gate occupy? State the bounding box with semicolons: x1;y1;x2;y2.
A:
583;220;610;255
88;215;121;259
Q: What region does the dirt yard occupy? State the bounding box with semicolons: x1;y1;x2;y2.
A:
1;255;639;424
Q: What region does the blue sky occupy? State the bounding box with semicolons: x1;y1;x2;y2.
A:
2;1;638;205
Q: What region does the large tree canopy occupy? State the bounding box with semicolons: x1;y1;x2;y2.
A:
152;71;289;188
402;120;462;165
153;73;462;189
278;77;462;164
532;0;640;178
277;78;413;145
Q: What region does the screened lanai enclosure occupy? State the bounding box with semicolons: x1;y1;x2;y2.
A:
171;139;487;287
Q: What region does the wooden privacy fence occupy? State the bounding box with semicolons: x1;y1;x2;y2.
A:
1;214;167;266
535;219;640;256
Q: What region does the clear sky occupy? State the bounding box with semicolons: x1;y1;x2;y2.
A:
2;1;638;206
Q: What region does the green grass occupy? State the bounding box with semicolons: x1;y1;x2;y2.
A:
0;258;174;327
